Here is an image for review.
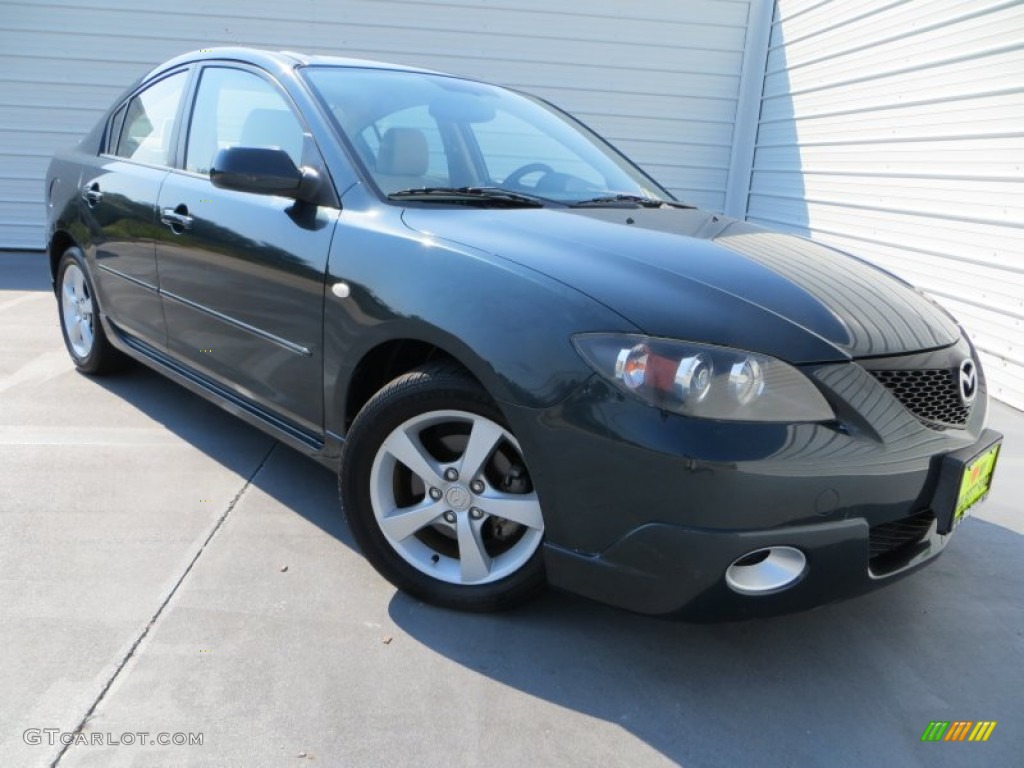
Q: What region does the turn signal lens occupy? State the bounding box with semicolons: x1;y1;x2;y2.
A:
615;345;649;391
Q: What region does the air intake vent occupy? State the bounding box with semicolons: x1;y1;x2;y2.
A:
869;510;935;561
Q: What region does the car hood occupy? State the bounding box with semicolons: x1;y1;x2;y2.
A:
401;206;959;363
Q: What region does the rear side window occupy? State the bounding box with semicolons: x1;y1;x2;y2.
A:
185;67;305;175
113;72;188;166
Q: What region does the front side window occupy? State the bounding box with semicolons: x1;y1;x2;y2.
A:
303;67;668;202
114;71;188;166
358;105;449;184
185;67;305;175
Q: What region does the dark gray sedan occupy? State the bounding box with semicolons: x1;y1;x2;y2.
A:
46;48;1002;618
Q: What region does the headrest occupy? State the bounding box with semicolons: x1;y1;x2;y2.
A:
376;127;429;176
239;109;303;163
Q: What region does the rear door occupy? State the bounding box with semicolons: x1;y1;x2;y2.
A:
80;69;190;348
155;64;338;437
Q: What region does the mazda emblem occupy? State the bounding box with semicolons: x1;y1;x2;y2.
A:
958;359;977;406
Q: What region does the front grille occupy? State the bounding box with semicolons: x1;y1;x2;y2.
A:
871;368;970;428
869;510;935;562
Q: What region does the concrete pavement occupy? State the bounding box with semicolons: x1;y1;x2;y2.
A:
1;250;1021;767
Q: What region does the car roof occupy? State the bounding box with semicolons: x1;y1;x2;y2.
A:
144;47;442;82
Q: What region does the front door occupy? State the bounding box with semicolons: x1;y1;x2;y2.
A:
156;65;338;437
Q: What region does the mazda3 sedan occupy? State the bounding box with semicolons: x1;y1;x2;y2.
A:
46;48;1002;618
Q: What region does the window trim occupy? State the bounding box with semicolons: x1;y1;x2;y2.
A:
177;62;316;180
100;67;194;170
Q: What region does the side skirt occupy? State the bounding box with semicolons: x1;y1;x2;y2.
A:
101;312;342;470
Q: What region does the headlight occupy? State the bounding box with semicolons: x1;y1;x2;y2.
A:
573;334;833;422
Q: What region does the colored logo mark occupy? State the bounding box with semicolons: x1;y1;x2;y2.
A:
921;721;996;742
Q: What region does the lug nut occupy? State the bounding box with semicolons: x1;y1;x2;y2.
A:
444;468;459;481
469;508;484;520
429;487;442;500
443;511;456;524
470;480;485;494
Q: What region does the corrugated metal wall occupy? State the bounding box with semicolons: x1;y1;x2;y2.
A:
8;0;1019;409
747;0;1024;409
0;0;754;250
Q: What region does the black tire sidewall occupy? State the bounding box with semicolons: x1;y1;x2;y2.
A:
340;367;546;612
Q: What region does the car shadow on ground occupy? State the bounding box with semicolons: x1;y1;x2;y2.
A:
386;512;1023;766
92;363;353;547
92;361;1022;768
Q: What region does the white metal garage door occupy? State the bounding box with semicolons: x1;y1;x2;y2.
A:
747;0;1024;409
0;0;755;250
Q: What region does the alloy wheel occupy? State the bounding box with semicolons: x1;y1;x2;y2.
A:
61;262;94;359
368;409;544;585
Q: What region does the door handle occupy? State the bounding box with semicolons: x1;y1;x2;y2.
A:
160;206;193;232
81;183;103;206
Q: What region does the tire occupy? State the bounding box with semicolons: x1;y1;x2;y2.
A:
56;247;125;375
340;363;547;612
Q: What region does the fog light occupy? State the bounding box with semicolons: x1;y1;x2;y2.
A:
725;546;806;595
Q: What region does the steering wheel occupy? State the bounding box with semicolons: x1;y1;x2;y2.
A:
503;163;554;190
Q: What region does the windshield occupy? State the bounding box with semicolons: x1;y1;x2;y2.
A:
302;67;672;204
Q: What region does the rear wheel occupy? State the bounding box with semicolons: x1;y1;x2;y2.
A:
57;248;124;374
340;364;546;611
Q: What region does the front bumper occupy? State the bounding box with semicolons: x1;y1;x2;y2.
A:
543;513;942;620
502;347;1000;619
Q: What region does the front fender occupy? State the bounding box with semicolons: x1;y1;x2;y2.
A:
323;205;636;434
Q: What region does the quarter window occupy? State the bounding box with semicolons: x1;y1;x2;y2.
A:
185;67;305;175
114;71;188;166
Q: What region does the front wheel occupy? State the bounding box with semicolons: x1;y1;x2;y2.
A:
340;364;546;611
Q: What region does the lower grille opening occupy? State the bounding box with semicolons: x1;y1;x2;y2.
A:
869;510;935;575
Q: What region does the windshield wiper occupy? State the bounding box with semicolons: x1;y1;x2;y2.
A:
387;186;546;207
570;194;693;209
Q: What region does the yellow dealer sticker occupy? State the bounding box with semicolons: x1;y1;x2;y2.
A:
954;444;1000;523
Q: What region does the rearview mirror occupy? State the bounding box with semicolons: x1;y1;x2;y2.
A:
211;146;315;199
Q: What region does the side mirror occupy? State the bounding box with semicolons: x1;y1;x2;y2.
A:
210;146;319;201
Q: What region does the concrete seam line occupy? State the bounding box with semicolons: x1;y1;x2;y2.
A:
50;442;278;767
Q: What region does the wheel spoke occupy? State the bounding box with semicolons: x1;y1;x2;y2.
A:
478;492;544;531
62;280;77;306
73;266;86;297
79;317;93;350
457;514;492;582
458;417;504;481
68;315;82;346
382;428;444;487
379;498;447;541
